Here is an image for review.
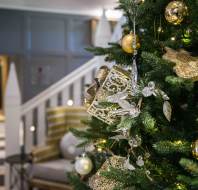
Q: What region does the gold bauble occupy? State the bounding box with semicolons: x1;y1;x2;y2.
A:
121;33;140;54
165;1;188;25
192;140;198;159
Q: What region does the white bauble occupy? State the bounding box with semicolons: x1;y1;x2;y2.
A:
75;155;93;175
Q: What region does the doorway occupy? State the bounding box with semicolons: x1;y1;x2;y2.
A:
0;56;8;122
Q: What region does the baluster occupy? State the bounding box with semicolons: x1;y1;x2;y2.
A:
50;94;58;107
24;111;34;153
62;87;70;105
37;103;46;145
73;78;82;105
84;70;94;85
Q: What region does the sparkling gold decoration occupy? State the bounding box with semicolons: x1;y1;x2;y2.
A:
121;33;141;54
89;156;126;190
84;66;110;108
175;183;187;190
97;147;103;152
165;1;188;25
182;29;192;46
163;47;198;81
87;66;132;125
192;140;198;159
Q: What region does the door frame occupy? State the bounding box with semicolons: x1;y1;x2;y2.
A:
0;55;8;112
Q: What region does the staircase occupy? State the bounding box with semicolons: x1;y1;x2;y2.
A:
4;13;125;190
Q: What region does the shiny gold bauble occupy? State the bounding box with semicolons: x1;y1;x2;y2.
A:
165;1;188;25
121;33;141;54
192;140;198;159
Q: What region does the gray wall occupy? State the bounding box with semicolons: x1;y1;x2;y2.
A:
0;9;93;102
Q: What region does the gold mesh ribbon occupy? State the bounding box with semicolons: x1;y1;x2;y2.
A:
86;66;132;125
163;47;198;81
89;156;126;190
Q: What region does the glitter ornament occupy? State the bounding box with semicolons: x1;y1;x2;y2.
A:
165;1;188;25
121;33;141;54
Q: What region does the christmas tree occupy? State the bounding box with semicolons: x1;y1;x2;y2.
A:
69;0;198;189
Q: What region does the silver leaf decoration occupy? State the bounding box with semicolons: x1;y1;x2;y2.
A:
106;91;128;103
129;138;138;148
163;101;172;122
136;156;144;167
129;135;142;148
111;102;140;118
110;135;128;141
85;144;95;152
145;170;153;181
124;156;136;171
158;89;170;101
107;91;141;118
142;81;156;97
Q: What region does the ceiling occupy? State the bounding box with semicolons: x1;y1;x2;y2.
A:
0;0;122;20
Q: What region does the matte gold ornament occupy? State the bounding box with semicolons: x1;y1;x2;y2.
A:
163;47;198;81
87;66;133;125
89;156;125;190
192;140;198;159
121;33;141;54
165;1;188;25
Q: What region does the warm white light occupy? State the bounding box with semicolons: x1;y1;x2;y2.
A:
171;36;176;41
30;125;36;132
157;27;162;33
67;99;74;106
95;9;122;21
105;9;122;21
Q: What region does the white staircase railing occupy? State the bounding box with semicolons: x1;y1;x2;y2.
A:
21;57;100;151
5;12;123;163
5;15;124;153
4;15;124;189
